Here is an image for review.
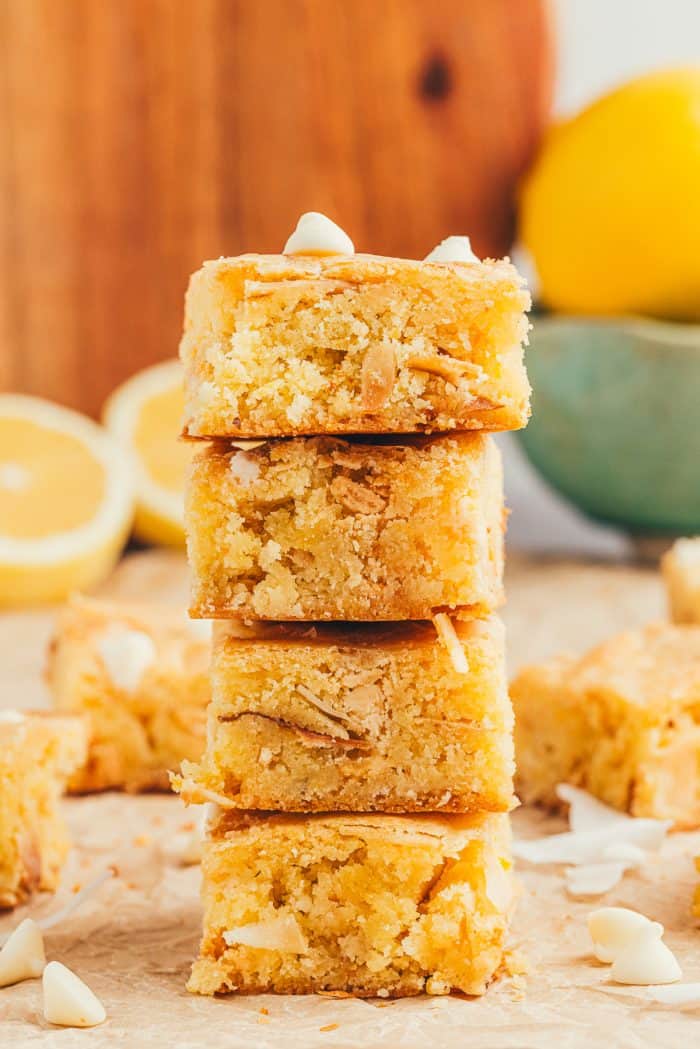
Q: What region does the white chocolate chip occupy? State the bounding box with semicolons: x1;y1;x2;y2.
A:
611;931;682;986
424;236;479;264
223;915;308;954
96;627;156;693
588;907;662;964
259;747;273;766
0;919;46;987
42;961;106;1028
284;212;354;256
229;451;260;487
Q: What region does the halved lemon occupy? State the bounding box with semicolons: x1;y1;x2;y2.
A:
0;395;134;606
102;359;190;548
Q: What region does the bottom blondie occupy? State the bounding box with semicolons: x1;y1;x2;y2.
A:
512;622;700;825
0;711;87;908
188;810;513;997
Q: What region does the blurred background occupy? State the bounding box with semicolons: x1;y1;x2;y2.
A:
1;0;700;602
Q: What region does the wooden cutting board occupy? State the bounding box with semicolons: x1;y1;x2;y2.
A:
0;0;553;416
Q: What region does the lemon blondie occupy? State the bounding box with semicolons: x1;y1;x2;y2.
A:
187;434;504;621
177;617;514;813
180;253;530;438
0;711;87;908
512;622;700;825
188;809;513;997
47;597;210;792
662;537;700;624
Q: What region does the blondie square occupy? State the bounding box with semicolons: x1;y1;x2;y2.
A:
662;537;700;624
187;434;504;621
512;622;700;825
188;809;513;997
180;253;530;438
47;596;210;792
177;616;514;813
0;711;87;908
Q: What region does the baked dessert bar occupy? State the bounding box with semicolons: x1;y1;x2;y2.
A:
694;858;700;918
47;596;210;792
662;537;700;624
0;711;87;908
180;253;530;438
187;434;504;621
512;622;700;825
177;616;514;813
188;809;513;997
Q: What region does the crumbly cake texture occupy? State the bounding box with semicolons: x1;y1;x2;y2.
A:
188;810;513;997
694;858;700;918
47;596;210;792
177;617;514;813
662;537;700;624
0;712;87;908
186;434;504;621
180;253;530;438
512;622;700;825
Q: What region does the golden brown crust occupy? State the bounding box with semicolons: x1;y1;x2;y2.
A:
180;252;530;438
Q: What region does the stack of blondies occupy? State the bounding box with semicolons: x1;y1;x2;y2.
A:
177;221;531;998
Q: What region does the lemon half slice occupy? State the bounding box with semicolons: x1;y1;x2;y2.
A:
102;359;190;548
0;395;134;606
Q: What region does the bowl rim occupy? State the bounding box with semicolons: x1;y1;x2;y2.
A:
531;313;700;346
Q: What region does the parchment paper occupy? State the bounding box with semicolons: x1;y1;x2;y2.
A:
2;549;697;1049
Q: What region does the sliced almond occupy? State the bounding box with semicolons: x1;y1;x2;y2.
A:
297;684;350;726
361;343;396;411
0;919;45;986
43;961;106;1028
405;355;477;386
331;475;386;515
432;614;470;674
223;915;308;954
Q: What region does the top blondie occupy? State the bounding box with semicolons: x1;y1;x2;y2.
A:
180;214;531;439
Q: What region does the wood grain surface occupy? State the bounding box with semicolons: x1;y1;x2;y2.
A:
0;0;552;416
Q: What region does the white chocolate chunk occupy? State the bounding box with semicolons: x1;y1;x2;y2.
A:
97;627;156;692
611;931;682;986
424;236;479;264
0;919;46;986
43;961;106;1027
223;915;308;953
588;907;661;964
284;212;354;256
229;450;260;487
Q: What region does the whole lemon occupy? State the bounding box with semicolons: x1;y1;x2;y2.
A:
520;68;700;320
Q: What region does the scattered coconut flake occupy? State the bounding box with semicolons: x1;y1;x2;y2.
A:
513;817;670;866
611;930;682;986
644;983;700;1006
96;627;156;692
0;919;46;987
432;614;469;674
223;915;308;954
600;842;647;865
566;863;629;897
588;907;662;964
556;784;632;833
514;784;671;872
43;961;106;1028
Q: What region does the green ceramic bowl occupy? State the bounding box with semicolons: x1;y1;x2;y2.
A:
517;315;700;534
